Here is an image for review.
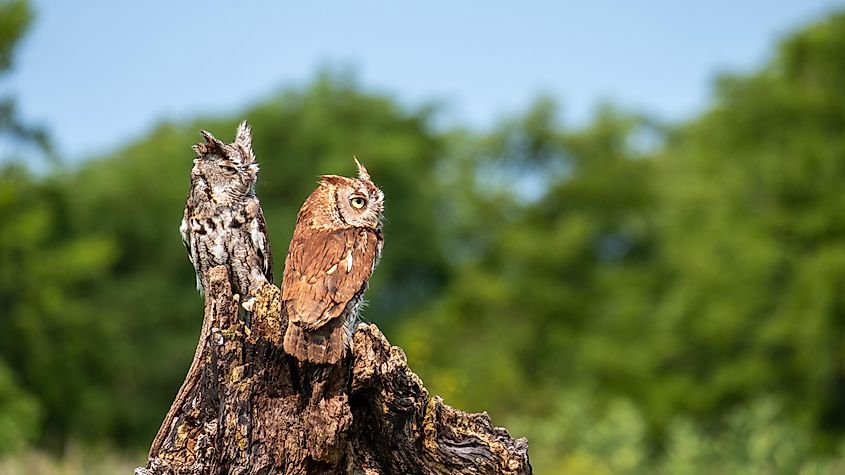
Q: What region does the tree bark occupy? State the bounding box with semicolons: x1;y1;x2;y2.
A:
137;266;531;475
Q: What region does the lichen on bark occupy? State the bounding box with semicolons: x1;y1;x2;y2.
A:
139;266;531;475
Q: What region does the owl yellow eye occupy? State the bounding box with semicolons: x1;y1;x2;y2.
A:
350;196;367;209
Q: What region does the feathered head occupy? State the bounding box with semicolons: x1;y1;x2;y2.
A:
190;121;260;204
307;157;385;231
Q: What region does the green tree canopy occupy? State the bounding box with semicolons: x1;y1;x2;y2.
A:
4;6;845;474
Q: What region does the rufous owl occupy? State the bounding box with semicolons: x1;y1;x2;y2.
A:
282;158;384;364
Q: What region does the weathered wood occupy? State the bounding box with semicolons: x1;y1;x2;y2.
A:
138;266;531;475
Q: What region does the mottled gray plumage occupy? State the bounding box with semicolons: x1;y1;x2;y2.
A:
180;121;273;298
282;158;384;364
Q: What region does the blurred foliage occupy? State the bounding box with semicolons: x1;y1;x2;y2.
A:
0;0;29;73
0;444;140;475
0;362;38;454
513;393;845;474
0;0;49;156
1;72;449;447
3;2;845;473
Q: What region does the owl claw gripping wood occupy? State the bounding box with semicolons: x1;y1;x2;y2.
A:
282;158;385;364
179;121;274;299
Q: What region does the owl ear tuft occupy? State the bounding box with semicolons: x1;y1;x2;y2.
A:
191;143;208;156
320;175;348;187
235;121;252;147
353;156;371;181
197;130;229;159
200;130;225;148
235;120;256;164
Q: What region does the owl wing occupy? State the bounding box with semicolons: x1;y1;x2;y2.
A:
179;217;191;260
282;227;381;330
179;214;204;293
252;204;274;284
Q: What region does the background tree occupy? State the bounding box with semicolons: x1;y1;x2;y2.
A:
4;5;845;474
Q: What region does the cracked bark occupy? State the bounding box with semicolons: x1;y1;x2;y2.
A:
137;266;531;475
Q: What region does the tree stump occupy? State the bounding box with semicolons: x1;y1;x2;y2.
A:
137;266;531;474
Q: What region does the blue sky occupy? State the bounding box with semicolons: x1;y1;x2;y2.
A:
5;0;844;159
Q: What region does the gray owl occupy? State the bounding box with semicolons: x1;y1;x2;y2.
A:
282;158;384;364
180;121;273;298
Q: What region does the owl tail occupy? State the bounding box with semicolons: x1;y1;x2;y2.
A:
284;317;349;365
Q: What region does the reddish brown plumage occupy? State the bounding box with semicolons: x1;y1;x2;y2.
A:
282;161;384;364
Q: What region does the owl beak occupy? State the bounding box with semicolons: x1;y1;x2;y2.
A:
354;156;371;181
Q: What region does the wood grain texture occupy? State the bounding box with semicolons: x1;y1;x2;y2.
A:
140;267;531;475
